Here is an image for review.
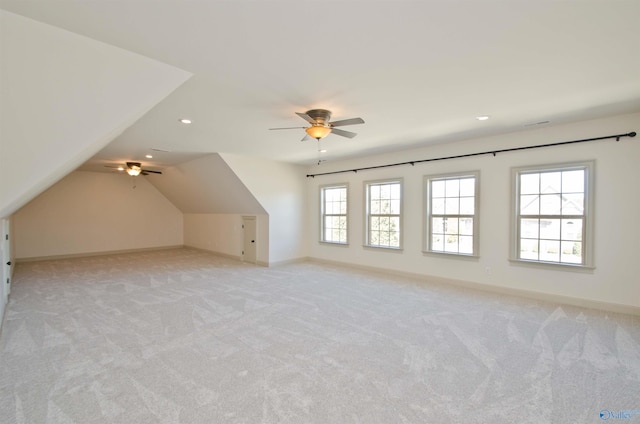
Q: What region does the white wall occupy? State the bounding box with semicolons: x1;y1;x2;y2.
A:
306;112;640;311
13;171;183;259
184;214;269;264
0;11;191;218
221;154;308;265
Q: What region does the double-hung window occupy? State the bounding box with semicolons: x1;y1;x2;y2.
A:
320;184;348;244
425;172;479;256
512;161;593;266
365;179;402;249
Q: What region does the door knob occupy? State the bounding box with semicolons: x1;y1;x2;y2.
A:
251;240;255;243
6;261;10;266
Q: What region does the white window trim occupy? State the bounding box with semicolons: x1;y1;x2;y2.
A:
423;171;480;258
510;160;595;269
363;178;403;250
320;183;349;245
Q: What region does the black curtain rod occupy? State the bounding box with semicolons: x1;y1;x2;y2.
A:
306;131;637;178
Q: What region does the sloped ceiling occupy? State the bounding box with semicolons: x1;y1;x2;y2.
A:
146;154;266;215
0;11;192;218
1;1;639;170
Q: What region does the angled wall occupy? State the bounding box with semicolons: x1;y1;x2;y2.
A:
220;153;308;265
0;11;191;218
147;154;269;263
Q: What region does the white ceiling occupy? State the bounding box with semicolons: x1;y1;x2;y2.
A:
3;0;640;169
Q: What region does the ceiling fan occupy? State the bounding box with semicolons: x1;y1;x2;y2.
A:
105;162;162;176
270;109;365;141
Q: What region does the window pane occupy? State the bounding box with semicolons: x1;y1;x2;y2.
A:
521;219;539;238
370;185;380;198
379;199;391;214
444;235;458;252
432;180;445;197
459;236;473;254
562;194;583;215
459;218;473;236
380;184;390;199
539;239;560;262
389;199;401;215
432;217;445;235
561;241;582;264
459;178;475;197
562;219;582;241
541;172;561;194
444;218;458;235
540;194;561;215
390;183;400;199
520;238;538;260
521;195;539;215
520;173;539;195
562;170;584;193
432;198;445;214
445;198;459;215
371;200;380;214
539;219;560;240
460;197;474;214
432;234;444;251
445;179;459;197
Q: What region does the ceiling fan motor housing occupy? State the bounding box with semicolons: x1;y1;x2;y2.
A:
306;109;332;126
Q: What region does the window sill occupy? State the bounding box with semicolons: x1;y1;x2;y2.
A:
319;241;349;247
508;258;595;273
422;251;479;261
363;245;403;253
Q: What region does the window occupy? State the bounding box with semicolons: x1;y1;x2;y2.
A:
425;172;479;256
320;185;348;244
365;180;402;249
512;162;593;266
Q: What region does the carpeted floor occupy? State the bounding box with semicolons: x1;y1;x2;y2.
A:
0;248;639;423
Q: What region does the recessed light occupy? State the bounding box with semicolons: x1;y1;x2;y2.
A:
117;167;124;171
145;154;153;158
179;118;192;124
476;115;490;121
319;149;327;153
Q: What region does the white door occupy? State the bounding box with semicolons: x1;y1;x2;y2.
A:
242;216;257;264
2;219;11;302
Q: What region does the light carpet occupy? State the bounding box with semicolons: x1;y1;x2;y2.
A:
1;248;639;423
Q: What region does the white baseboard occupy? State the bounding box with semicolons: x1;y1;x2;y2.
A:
183;245;246;263
308;257;640;317
16;245;185;263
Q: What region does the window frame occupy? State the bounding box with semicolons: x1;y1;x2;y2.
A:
510;161;594;268
424;171;480;257
364;178;403;250
319;183;349;245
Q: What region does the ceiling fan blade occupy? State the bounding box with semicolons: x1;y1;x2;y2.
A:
269;126;306;130
104;165;123;169
300;134;310;142
329;117;365;127
331;128;358;139
141;169;162;174
295;112;316;124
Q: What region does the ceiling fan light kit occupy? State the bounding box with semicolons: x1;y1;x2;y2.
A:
104;161;163;176
306;125;332;140
126;165;142;176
